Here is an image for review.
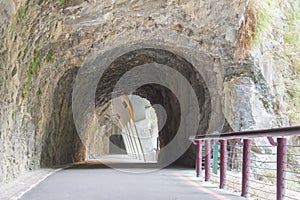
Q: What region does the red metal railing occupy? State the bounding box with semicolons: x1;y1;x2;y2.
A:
190;126;300;200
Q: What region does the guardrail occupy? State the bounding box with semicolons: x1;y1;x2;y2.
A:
190;126;300;200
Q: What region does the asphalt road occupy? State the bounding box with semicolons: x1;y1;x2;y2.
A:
20;162;243;200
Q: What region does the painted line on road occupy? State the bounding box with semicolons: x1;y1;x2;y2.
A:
14;168;63;200
14;162;87;200
10;162;85;200
174;173;230;200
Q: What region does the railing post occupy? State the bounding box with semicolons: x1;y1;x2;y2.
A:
196;140;202;177
241;139;251;197
220;140;227;189
277;138;287;200
205;140;211;181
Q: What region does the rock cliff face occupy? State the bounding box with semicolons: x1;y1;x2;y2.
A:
0;0;297;183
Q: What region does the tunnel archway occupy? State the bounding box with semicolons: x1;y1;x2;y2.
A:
43;33;223;166
42;43;222;168
93;48;211;166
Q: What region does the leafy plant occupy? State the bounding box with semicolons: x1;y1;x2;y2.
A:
255;4;273;44
284;11;300;73
10;23;16;32
30;157;39;170
36;88;42;96
235;0;276;61
28;73;33;81
25;81;31;91
58;0;65;9
22;91;29;99
23;50;41;99
12;112;15;120
284;4;300;122
66;33;73;40
235;0;300;125
29;50;40;74
18;6;25;19
285;79;300;124
45;51;55;63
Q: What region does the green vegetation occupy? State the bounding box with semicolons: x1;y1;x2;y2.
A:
235;0;277;61
284;12;300;49
282;3;300;125
28;72;33;81
18;6;25;19
36;88;42;96
29;50;40;74
58;0;65;9
23;50;41;99
12;112;15;120
9;23;16;32
23;81;31;99
45;51;55;63
66;33;73;40
286;79;300;124
236;0;300;124
30;157;39;170
254;0;275;43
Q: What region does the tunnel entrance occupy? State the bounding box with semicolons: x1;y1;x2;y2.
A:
92;48;211;166
41;48;211;168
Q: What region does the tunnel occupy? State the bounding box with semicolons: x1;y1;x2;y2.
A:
41;46;215;168
94;48;211;166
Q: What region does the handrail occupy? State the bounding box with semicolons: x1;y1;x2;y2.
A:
190;126;300;141
190;126;300;200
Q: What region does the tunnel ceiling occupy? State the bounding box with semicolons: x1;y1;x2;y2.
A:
94;48;211;137
96;48;208;109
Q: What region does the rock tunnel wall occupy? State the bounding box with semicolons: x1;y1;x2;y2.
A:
41;68;85;167
0;0;292;183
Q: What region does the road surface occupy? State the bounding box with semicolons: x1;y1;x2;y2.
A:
20;160;243;200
